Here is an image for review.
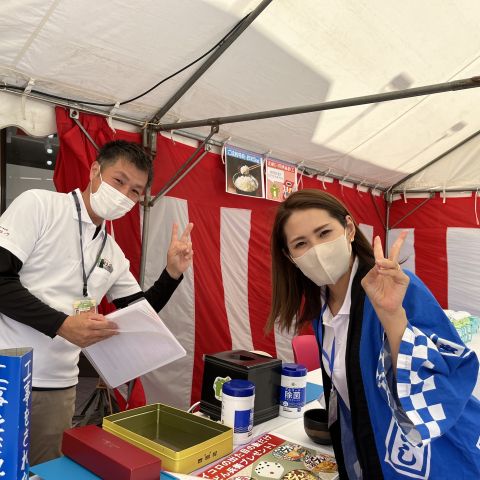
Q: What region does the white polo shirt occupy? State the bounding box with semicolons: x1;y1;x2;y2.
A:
0;188;141;387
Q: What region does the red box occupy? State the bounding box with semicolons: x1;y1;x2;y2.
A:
62;425;161;480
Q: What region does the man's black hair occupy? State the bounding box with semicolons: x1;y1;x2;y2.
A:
97;140;153;187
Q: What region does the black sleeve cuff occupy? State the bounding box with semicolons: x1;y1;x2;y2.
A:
113;268;183;312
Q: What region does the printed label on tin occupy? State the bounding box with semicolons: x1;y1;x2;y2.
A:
234;408;253;434
280;386;306;410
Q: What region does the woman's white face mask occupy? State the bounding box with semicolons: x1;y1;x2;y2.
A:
90;173;135;220
292;231;352;286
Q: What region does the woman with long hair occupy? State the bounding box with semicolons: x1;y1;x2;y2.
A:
267;189;479;479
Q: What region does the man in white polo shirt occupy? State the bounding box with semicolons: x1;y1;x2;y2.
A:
0;140;193;465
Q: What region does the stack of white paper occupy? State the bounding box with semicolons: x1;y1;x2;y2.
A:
83;299;186;388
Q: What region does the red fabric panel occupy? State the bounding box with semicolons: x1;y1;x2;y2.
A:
389;194;478;308
113;378;147;410
296;176;386;244
187;202;231;404
150;136;385;403
413;228;448;307
54;116;386;405
248;206;277;356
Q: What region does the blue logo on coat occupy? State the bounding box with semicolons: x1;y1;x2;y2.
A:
385;419;431;479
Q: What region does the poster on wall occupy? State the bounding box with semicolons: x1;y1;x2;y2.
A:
225;145;265;199
265;157;297;202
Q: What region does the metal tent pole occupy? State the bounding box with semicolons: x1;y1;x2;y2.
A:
150;126;219;206
388;127;480;193
139;129;157;289
151;0;273;123
156;76;480;131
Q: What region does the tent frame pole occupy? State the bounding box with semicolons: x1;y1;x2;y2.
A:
139;128;157;289
5;78;480;193
389;196;434;230
384;195;391;250
2;88;146;128
388;127;480;193
155;76;480;131
151;0;274;124
138;125;218;287
150;126;218;206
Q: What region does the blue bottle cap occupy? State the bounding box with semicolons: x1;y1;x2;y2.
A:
222;379;255;397
282;363;307;377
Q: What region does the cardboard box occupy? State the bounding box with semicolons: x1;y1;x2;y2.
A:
103;403;233;473
62;425;162;480
200;350;282;425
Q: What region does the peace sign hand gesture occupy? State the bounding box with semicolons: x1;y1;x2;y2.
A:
361;231;410;318
166;223;194;279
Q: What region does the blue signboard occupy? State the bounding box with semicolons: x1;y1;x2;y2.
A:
0;348;33;479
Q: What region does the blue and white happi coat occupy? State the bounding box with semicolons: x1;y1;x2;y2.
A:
313;265;480;479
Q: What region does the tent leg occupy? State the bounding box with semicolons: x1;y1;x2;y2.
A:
139;186;151;289
139;129;157;289
385;195;391;250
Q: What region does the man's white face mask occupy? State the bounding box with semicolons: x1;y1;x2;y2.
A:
90;173;135;220
292;230;352;286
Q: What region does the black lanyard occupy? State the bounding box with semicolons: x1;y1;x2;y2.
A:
72;191;107;297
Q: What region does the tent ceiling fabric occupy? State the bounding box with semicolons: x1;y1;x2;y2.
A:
1;0;480;189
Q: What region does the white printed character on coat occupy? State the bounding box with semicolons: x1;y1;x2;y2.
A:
385;418;431;479
254;461;285;479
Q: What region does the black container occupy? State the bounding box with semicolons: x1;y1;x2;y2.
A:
303;408;331;445
200;350;282;425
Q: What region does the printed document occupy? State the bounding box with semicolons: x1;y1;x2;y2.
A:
83;299;186;388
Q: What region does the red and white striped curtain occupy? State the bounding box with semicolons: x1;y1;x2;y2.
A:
54;108;387;409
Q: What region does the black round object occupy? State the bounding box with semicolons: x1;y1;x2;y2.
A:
303;408;332;445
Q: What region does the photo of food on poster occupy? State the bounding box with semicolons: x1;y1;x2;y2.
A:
195;433;338;480
265;158;297;202
225;145;265;199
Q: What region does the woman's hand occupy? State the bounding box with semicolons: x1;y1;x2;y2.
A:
166;223;194;279
361;231;410;315
362;231;410;373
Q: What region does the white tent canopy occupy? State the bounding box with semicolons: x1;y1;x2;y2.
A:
2;0;480;190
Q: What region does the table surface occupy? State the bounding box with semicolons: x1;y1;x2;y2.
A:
30;334;480;480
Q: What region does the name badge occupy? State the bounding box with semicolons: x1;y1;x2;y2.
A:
73;297;97;315
328;387;338;428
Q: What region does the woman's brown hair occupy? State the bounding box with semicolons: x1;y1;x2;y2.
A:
266;189;375;334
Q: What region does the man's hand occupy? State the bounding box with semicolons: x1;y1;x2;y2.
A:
166;223;194;279
57;311;118;348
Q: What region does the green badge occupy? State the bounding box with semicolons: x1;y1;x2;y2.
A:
213;376;231;401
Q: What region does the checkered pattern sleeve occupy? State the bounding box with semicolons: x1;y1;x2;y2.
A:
377;322;478;447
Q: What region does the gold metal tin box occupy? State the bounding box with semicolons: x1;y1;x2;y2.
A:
103;403;233;473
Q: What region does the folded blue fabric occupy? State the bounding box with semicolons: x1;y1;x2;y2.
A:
306;382;324;403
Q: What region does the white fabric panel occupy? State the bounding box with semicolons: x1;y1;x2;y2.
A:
387;228;415;274
359;223;374;244
0;92;56;136
447;228;480;317
142;196;195;410
401;134;480;191
220;207;253;351
2;1;480;188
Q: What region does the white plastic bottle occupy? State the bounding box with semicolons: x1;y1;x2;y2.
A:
221;379;255;445
279;363;307;418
